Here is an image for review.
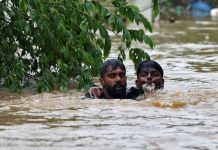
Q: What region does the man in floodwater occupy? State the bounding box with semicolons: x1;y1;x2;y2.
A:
86;60;164;99
85;59;127;99
124;60;164;99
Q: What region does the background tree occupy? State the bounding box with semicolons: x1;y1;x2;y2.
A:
0;0;159;92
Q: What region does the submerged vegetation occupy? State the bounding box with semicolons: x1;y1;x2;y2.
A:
0;0;159;92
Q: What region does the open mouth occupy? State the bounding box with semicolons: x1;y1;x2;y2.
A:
115;86;123;90
114;84;124;91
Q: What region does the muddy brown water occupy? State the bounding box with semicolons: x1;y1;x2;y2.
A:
1;19;218;150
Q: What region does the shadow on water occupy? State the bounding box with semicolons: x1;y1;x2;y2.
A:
0;19;218;149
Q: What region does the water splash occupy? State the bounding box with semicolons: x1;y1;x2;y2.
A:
135;83;156;101
141;83;155;93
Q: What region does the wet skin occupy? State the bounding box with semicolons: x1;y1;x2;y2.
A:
136;68;164;90
99;67;127;99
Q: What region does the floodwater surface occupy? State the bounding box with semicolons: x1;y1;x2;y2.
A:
0;19;218;150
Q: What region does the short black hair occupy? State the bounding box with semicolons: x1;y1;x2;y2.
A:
136;60;163;77
100;59;126;77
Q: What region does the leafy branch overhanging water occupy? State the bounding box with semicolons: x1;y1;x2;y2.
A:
0;0;159;92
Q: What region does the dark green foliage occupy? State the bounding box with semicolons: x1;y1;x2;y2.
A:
129;48;151;70
152;0;160;17
0;0;159;92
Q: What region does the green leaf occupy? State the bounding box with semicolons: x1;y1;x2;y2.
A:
122;28;128;40
142;17;152;32
84;1;96;12
108;15;115;25
143;35;155;48
129;48;150;70
104;36;111;58
99;25;107;38
123;28;131;47
96;38;104;49
115;17;124;33
118;46;126;60
80;20;89;32
152;0;160;17
19;0;28;11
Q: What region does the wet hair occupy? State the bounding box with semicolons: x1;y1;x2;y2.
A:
100;59;126;77
136;60;164;77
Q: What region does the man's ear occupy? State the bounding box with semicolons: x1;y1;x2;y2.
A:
99;77;105;86
135;79;139;87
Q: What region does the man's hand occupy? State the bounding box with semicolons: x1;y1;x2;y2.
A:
85;86;102;98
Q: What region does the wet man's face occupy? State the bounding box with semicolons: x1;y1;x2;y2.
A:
100;67;127;98
136;68;164;90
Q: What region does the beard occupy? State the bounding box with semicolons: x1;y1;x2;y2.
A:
105;82;127;98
